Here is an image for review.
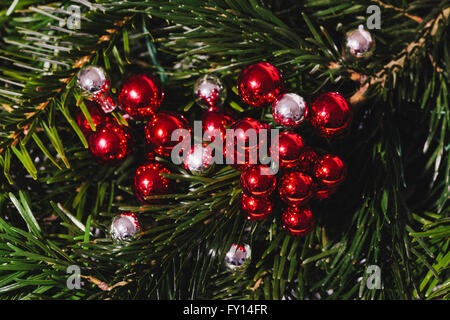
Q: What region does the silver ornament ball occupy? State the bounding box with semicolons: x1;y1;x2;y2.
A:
344;25;375;59
272;93;307;127
77;65;117;113
77;65;108;97
224;243;251;272
110;213;140;242
193;74;226;109
184;144;214;176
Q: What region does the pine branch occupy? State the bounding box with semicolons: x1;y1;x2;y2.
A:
0;0;447;300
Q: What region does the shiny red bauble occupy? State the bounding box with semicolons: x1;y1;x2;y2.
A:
118;74;164;120
297;147;318;174
225;148;259;171
202;107;234;142
134;162;172;203
228;117;269;151
224;117;269;170
76;101;112;136
308;92;352;138
88;122;133;165
145;112;191;157
271;131;305;168
241;166;277;198
282;205;315;237
278;171;314;205
237;62;284;107
313;154;346;188
241;193;273;221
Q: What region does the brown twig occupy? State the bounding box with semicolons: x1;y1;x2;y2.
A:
80;275;130;291
370;0;423;24
251;277;264;291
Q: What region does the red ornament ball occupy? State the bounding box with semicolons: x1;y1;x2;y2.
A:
118;74;164;120
313;154;346;188
228;117;269;152
76;101;112;136
282;205;315;237
224;117;269;170
224;147;259;171
241;166;277;198
145;112;191;157
134;162;172;203
88;122;133;165
278;171;314;205
271;131;305;168
202;107;234;142
241;193;273;221
308;92;352;138
238;62;284;107
297;147;318;175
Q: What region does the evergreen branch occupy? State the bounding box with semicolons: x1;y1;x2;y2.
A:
329;6;450;105
0;0;447;300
